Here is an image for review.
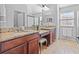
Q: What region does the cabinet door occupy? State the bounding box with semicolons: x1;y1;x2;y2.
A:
3;44;26;54
28;39;39;54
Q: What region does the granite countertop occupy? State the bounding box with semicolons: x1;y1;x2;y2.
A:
0;30;49;42
27;30;49;34
0;31;37;42
40;26;56;30
23;30;49;34
0;25;57;43
38;30;49;34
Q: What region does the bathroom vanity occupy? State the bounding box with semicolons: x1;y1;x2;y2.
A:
0;28;56;54
0;32;40;54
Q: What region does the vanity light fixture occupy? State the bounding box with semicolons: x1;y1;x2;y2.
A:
42;4;49;11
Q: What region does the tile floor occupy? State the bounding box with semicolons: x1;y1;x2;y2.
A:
41;39;79;54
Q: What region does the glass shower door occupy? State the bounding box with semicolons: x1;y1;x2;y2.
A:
59;12;75;40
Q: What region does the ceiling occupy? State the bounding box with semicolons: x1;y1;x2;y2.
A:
26;4;74;16
59;4;79;13
26;4;79;16
27;4;57;16
26;4;42;15
59;4;73;8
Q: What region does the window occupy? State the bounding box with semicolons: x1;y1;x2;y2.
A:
60;12;74;26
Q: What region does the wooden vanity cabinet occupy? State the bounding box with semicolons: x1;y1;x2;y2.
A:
28;39;39;54
1;37;26;52
0;33;40;54
50;30;56;43
3;43;27;54
26;33;40;54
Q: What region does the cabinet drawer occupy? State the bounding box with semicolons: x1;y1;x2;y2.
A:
1;37;25;52
2;44;26;54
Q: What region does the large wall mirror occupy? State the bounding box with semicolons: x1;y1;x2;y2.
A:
27;4;57;30
13;4;57;30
